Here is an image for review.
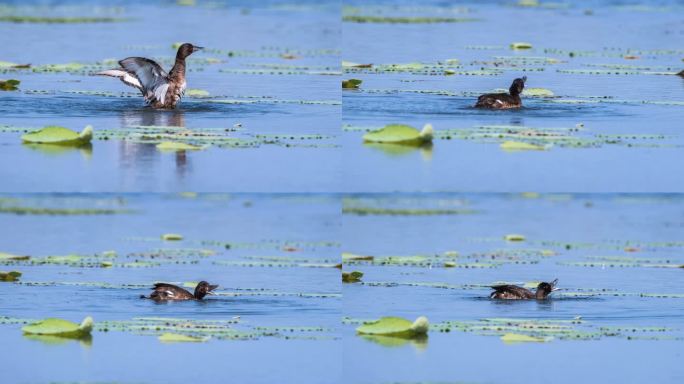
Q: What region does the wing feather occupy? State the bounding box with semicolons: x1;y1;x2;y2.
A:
118;57;169;103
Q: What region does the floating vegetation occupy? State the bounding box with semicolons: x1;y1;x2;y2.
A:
0;252;30;261
500;141;547;151
0;16;128;23
156;142;204;151
0;79;20;90
343;207;477;216
343;271;364;283
356;316;429;338
22;316;93;339
161;233;184;241
343;15;479;23
363;124;433;146
342;79;362;89
158;333;209;343
501;333;553;343
0;270;21;282
510;42;533;50
21;126;92;146
505;234;527;242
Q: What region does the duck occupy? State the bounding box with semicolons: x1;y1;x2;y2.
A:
475;76;527;109
96;43;203;109
490;279;558;300
141;281;218;301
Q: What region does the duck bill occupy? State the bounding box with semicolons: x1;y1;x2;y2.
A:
192;46;204;52
207;284;219;294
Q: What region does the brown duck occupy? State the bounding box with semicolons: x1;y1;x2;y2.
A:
475;76;526;109
96;43;203;109
490;279;558;300
142;281;218;301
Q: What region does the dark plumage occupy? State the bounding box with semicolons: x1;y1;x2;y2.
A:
490;279;558;300
96;43;203;109
142;281;218;301
475;76;527;109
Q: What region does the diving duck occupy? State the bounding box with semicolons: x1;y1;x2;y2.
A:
475;76;527;109
142;281;218;301
490;279;558;300
96;43;203;109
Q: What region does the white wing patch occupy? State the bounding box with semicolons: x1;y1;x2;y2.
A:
165;290;175;297
154;83;170;105
95;69;143;90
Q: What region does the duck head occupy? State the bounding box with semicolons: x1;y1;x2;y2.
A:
194;281;219;299
535;278;558;299
176;43;204;59
509;76;527;96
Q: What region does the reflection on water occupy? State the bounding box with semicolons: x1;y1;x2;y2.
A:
365;142;433;161
23;143;93;159
24;333;93;348
360;334;428;351
118;109;191;182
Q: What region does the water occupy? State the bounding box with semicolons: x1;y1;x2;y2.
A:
0;1;340;192
0;193;341;383
342;193;684;384
342;1;684;192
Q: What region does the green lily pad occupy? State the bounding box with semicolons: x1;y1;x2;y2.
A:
363;124;433;145
511;42;533;50
505;234;526;242
342;253;374;261
22;316;93;338
22;126;93;146
0;79;20;91
356;316;429;337
523;88;554;97
162;234;183;241
501;333;553;343
0;271;21;281
156;142;204;151
342;271;364;283
500;141;546;151
158;333;209;343
0;252;30;261
342;79;363;89
185;89;210;98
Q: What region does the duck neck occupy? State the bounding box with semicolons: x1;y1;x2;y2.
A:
169;55;186;80
535;289;547;299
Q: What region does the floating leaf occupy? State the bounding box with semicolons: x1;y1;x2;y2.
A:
342;271;364;283
162;234;183;241
0;252;30;261
511;42;533;50
523;88;554;97
500;141;546;151
342;253;374;261
22;316;93;338
21;126;93;146
342;61;372;68
156;142;204;151
356;316;429;337
0;271;21;281
343;15;479;23
505;234;526;242
0;79;20;91
363;124;433;146
185;89;210;98
158;333;209;343
0;16;127;23
342;79;363;89
501;333;552;343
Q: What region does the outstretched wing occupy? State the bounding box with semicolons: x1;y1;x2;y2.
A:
118;57;170;104
95;69;143;90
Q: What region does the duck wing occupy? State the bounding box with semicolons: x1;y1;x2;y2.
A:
118;57;170;105
95;69;143;90
490;284;534;299
150;283;194;300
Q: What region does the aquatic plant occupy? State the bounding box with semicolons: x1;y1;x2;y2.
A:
22;316;93;338
21;126;93;146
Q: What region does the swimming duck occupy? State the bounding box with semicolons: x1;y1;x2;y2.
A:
96;43;203;109
490;279;558;300
475;76;527;109
142;281;218;301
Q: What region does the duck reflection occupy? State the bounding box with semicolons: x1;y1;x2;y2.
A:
118;109;192;182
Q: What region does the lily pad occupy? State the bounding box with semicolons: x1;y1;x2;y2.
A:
0;252;30;261
501;333;553;343
505;234;526;242
158;333;209;343
511;42;533;50
500;141;546;151
21;126;93;146
0;271;21;281
523;88;554;97
0;79;20;91
156;142;204;151
356;316;429;338
363;124;433;146
342;271;364;283
162;234;184;241
342;79;363;89
22;316;93;338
